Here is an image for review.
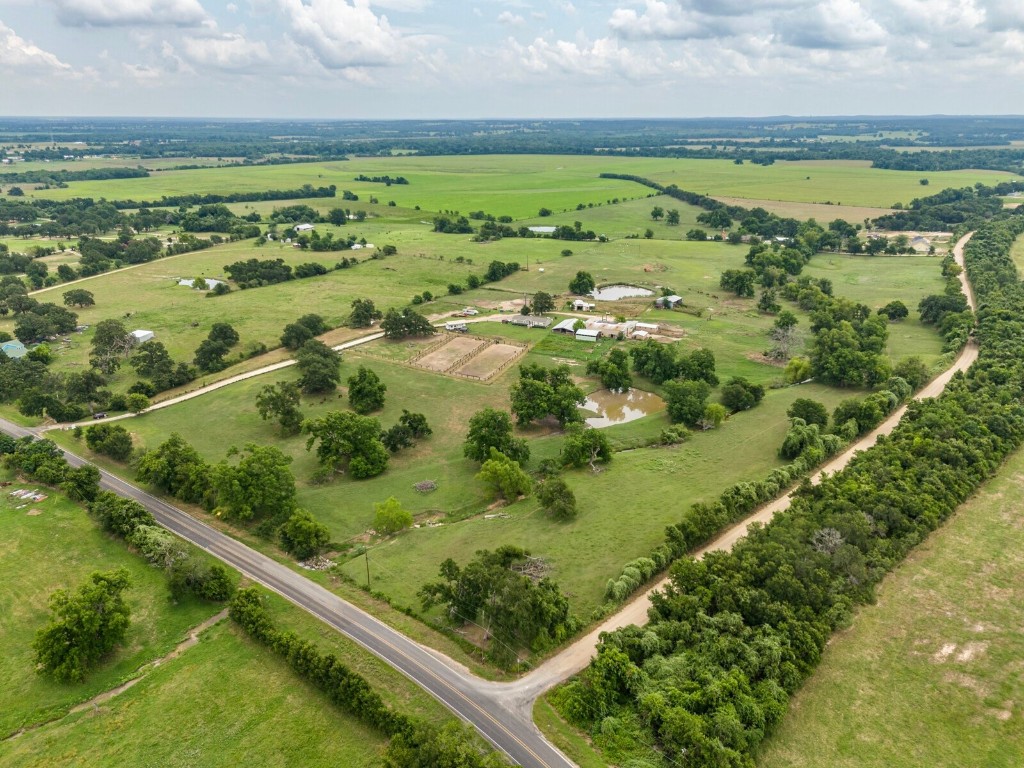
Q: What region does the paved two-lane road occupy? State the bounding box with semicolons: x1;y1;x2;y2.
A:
0;418;572;768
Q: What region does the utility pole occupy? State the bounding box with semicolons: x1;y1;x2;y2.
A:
365;550;370;590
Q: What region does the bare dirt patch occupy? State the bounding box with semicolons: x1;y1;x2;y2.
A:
455;343;525;379
416;336;488;372
26;509;42;516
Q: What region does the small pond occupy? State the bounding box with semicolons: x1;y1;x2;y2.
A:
591;284;654;301
581;388;666;428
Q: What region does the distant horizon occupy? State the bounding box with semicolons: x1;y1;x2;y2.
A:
2;114;1024;123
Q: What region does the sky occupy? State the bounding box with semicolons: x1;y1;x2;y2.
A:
0;0;1023;118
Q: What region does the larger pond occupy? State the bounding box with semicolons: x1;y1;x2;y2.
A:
591;284;654;301
581;388;666;428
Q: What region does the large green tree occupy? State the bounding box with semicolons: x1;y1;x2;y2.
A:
279;509;331;560
295;339;341;393
33;568;132;683
347;366;387;414
211;443;297;520
463;408;529;464
568;271;596;295
255;380;304;435
303;410;389;479
350;298;383;328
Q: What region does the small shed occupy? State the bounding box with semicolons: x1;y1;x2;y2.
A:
575;328;601;342
1;340;27;359
552;318;581;335
131;330;155;344
655;295;683;309
571;299;595;311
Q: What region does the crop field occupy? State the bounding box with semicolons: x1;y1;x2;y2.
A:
25;155;1015;211
0;472;219;739
756;441;1024;768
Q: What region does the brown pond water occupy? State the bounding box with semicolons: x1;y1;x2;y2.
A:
591;284;654;300
581;388;666;428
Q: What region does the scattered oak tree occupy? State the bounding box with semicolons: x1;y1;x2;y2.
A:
463;408;529;464
295;339;341;393
255;380;304;435
347;366;387;414
33;568;132;683
279;509;331;560
303;410;389;479
476;448;532;501
373;496;414;535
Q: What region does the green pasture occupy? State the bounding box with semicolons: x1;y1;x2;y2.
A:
0;587;452;768
0;621;388;768
27;155;1017;212
756;443;1024;768
337;381;854;621
0;472;219;739
711;197;894;225
1010;231;1024;274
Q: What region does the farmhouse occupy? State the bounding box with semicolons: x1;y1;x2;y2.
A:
505;315;552;328
552;318;581;335
1;340;27;359
655;295;683;309
575;328;601;342
131;330;155;344
571;299;595;311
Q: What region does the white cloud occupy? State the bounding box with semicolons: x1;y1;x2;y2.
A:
48;0;211;27
609;0;740;40
510;34;658;78
181;32;273;70
0;21;73;73
498;11;525;26
275;0;404;69
777;0;887;50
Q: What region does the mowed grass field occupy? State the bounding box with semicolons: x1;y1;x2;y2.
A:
27;155;1018;211
0;472;219;738
0;474;451;766
1010;232;1024;274
756;445;1024;768
0;591;454;768
47;239;948;624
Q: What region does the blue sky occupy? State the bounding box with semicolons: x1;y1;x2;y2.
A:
1;0;1023;118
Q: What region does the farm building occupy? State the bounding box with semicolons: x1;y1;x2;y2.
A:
552;318;581;335
131;330;155;344
575;328;601;342
294;223;315;232
1;340;27;359
571;299;596;311
444;322;469;332
505;315;552;328
655;295;683;309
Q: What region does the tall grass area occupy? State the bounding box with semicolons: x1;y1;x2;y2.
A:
756;444;1024;768
0;472;219;738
